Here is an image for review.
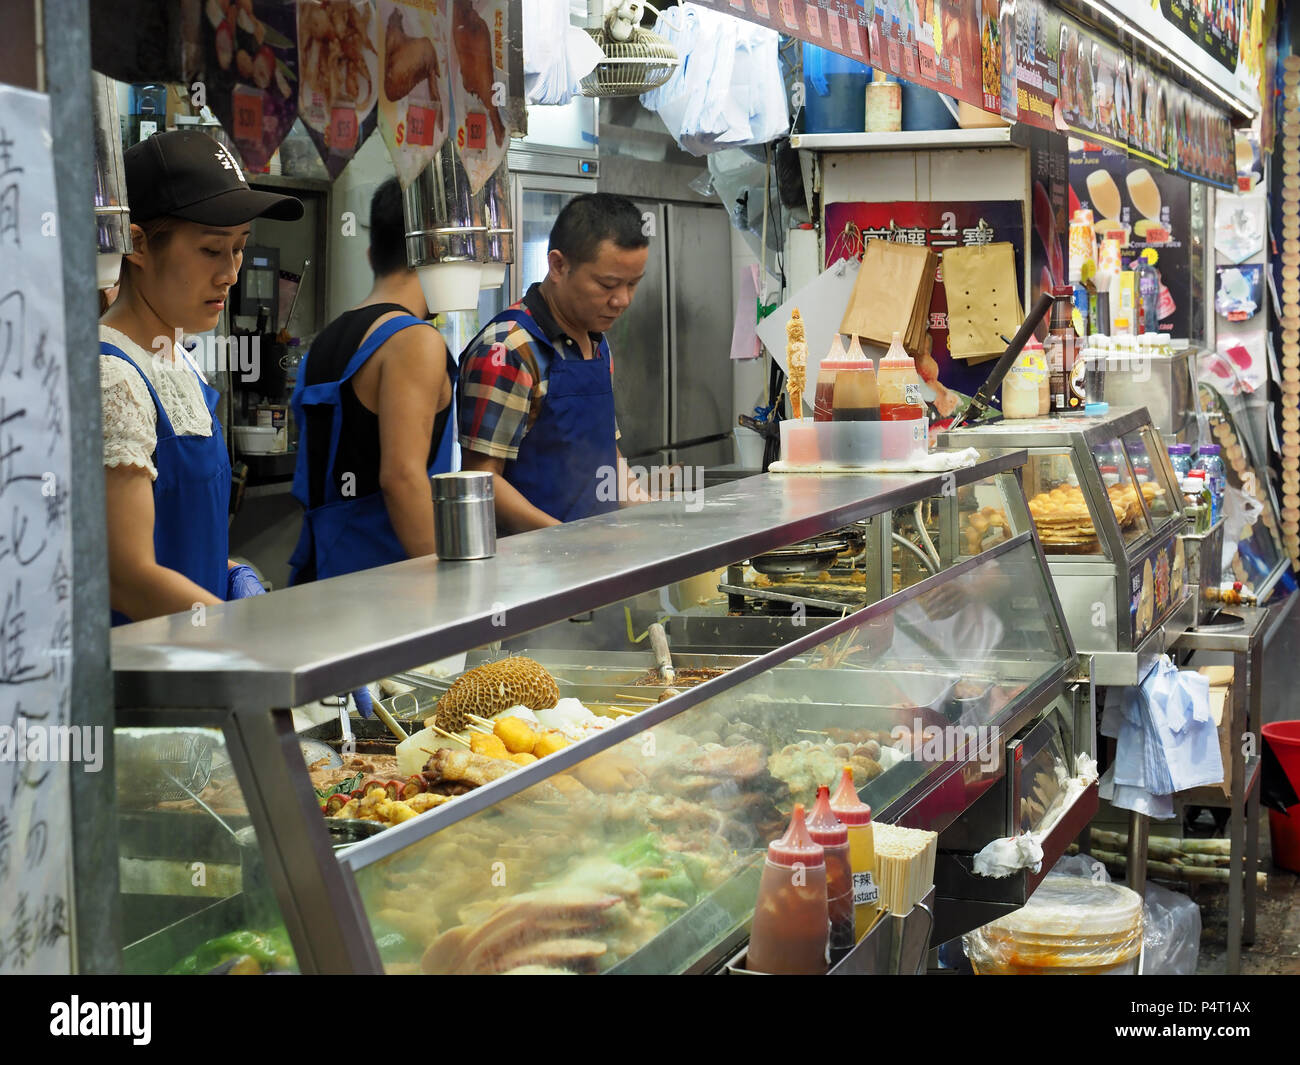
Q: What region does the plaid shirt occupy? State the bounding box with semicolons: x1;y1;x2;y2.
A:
457;283;616;461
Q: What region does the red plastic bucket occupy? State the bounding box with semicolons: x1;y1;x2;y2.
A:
1263;722;1300;874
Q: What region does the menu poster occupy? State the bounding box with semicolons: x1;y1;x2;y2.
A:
203;0;301;172
823;200;1025;414
377;0;452;188
0;85;75;974
1159;0;1241;73
904;0;982;108
450;0;512;194
296;0;381;179
691;0;871;66
1011;0;1058;131
979;0;1001;114
995;0;1017;121
869;0;920;83
1026;123;1068;298
1069;144;1192;336
1058;21;1129;151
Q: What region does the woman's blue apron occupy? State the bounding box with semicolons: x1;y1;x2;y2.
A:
100;342;231;626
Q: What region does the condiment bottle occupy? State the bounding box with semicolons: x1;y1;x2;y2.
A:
830;335;879;421
830;766;879;942
807;784;855;964
813;333;849;422
747;803;829;975
1002;343;1042;420
1045;285;1083;413
877;331;925;421
1020;334;1050;416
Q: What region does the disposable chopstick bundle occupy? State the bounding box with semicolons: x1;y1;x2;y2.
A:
872;823;938;916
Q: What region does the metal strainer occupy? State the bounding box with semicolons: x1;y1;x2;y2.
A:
117;731;216;804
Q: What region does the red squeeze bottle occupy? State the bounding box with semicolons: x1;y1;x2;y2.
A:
807;784;855;964
747;803;829;975
813;334;849;422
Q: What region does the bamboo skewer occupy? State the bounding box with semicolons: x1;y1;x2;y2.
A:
615;692;657;703
427;726;472;749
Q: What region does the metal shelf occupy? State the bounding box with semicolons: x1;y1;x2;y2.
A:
790;127;1015;152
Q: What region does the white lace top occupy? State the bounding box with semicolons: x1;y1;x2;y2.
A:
99;325;214;481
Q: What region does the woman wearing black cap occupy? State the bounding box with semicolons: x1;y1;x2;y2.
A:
100;130;303;624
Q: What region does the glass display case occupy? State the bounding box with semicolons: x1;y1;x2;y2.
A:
108;450;1081;975
939;407;1194;685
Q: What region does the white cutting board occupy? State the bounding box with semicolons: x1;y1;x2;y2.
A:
757;256;873;416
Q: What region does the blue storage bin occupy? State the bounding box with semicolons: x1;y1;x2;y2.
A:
802;40;871;134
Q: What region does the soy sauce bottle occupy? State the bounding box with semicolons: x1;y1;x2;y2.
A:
831;335;879;421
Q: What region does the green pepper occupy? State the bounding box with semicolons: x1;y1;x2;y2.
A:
640;870;697;906
610;832;662;868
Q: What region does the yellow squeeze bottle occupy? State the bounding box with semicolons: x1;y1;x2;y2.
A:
830;765;878;941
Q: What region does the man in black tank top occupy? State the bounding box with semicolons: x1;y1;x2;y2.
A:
291;178;455;583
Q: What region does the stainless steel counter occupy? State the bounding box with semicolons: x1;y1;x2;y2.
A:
112;450;1026;710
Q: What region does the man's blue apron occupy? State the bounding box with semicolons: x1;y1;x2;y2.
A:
100;342;231;626
464;307;618;523
289;314;457;584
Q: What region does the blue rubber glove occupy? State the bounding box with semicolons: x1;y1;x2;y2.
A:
352;686;375;719
226;564;267;600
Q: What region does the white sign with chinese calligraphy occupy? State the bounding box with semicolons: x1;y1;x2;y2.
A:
0;84;75;973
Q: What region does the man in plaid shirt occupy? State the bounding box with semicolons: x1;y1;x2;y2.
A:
458;193;651;530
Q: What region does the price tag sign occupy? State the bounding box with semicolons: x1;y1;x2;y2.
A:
848;16;865;55
779;0;799;29
728;0;746;9
804;4;822;38
827;12;843;49
853;871;880;906
232;88;263;142
329;107;358;151
751;0;770;18
407;104;436;147
465;112;488;151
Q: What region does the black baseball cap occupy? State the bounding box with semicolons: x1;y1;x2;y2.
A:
124;130;304;227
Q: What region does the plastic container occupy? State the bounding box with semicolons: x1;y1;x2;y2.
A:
865;70;901;132
802;42;870;134
900;82;958;131
831;335;879;421
1167;442;1192;480
1003;345;1044;420
778;419;928;467
813;334;849;422
1181;472;1211;533
877;331;925;421
807;785;855;963
747;804;829;975
963;875;1144;975
1195;445;1226;524
830;766;879;942
1262;722;1300;874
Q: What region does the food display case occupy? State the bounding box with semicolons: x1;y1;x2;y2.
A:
939;408;1194;685
109;451;1084;975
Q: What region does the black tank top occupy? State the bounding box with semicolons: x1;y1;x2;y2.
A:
301;304;454;508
